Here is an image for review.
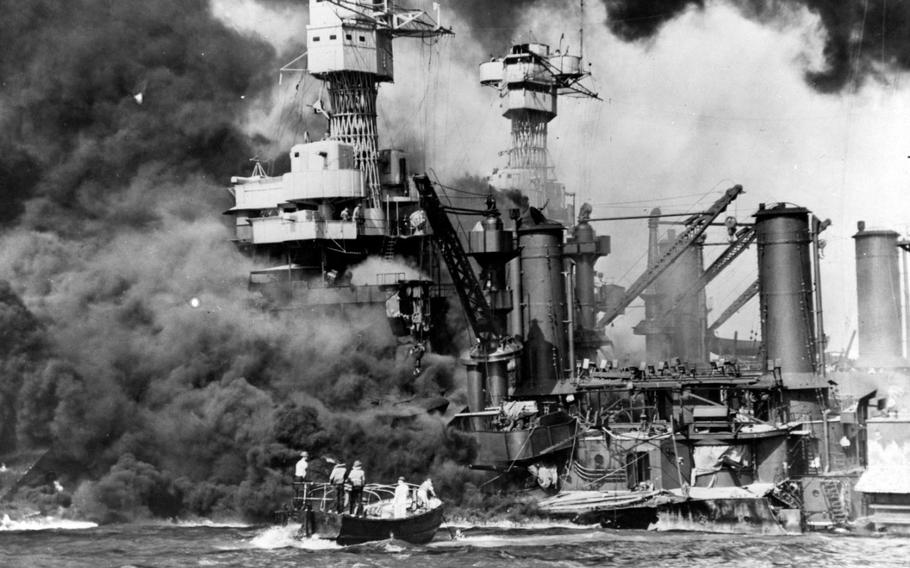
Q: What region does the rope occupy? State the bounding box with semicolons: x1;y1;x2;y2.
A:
505;425;539;472
669;413;686;491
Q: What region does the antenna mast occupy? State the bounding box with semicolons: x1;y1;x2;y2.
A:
580;0;584;61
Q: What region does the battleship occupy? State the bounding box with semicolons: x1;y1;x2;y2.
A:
223;0;910;536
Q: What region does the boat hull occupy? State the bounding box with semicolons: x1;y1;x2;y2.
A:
308;505;445;545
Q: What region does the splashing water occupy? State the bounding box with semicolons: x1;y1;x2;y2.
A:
0;513;97;532
246;524;341;551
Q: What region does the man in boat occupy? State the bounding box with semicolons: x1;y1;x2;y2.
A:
347;460;366;516
416;477;436;509
291;451;312;535
294;451;309;482
393;476;410;518
329;461;348;513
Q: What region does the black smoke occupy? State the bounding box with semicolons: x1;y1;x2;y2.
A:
601;0;910;92
0;0;475;524
0;0;276;234
602;0;705;41
446;0;565;54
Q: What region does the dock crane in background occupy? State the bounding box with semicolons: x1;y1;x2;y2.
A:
707;279;759;335
596;185;745;329
656;225;757;323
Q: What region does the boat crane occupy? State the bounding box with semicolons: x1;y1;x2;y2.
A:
412;174;518;354
708;279;760;334
656;225;757;324
595;185;744;329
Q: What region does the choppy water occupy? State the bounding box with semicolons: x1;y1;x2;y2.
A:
1;519;908;568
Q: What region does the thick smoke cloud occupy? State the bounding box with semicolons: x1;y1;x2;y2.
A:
600;0;910;92
602;0;705;41
442;1;537;53
444;0;587;55
0;0;273;233
0;0;473;524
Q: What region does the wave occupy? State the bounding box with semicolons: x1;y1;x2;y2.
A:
156;518;252;528
0;513;97;531
245;524;342;550
447;518;599;530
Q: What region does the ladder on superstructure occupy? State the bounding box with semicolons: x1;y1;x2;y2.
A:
382;235;398;261
821;479;850;526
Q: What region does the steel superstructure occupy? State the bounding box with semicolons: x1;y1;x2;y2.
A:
306;0;451;209
480;40;598;225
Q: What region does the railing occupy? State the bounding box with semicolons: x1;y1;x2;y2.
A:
291;481;428;515
375;272;406;285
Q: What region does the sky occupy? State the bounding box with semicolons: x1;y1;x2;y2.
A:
215;0;910;357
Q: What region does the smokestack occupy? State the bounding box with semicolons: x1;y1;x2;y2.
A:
755;203;825;419
853;221;906;368
517;218;567;394
659;237;707;365
637;209;671;361
564;215;610;330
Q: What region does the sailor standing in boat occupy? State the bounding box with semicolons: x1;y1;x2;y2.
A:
329;461;348;513
293;451;313;537
294;451;309;482
347;460;366;516
393;477;410;518
416;477;436;509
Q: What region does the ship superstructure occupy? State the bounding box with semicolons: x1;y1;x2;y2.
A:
225;0;451;349
416;164;910;532
480;40;598;226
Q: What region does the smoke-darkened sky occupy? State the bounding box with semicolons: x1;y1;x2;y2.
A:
602;1;910;93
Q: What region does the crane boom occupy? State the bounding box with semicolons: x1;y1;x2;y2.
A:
708;279;760;334
413;175;498;343
658;226;756;321
598;185;744;328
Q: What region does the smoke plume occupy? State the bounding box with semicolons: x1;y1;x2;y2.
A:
441;0;553;54
600;0;910;92
0;0;474;524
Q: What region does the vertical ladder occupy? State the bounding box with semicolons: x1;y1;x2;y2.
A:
821;479;849;526
382;235;398;260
